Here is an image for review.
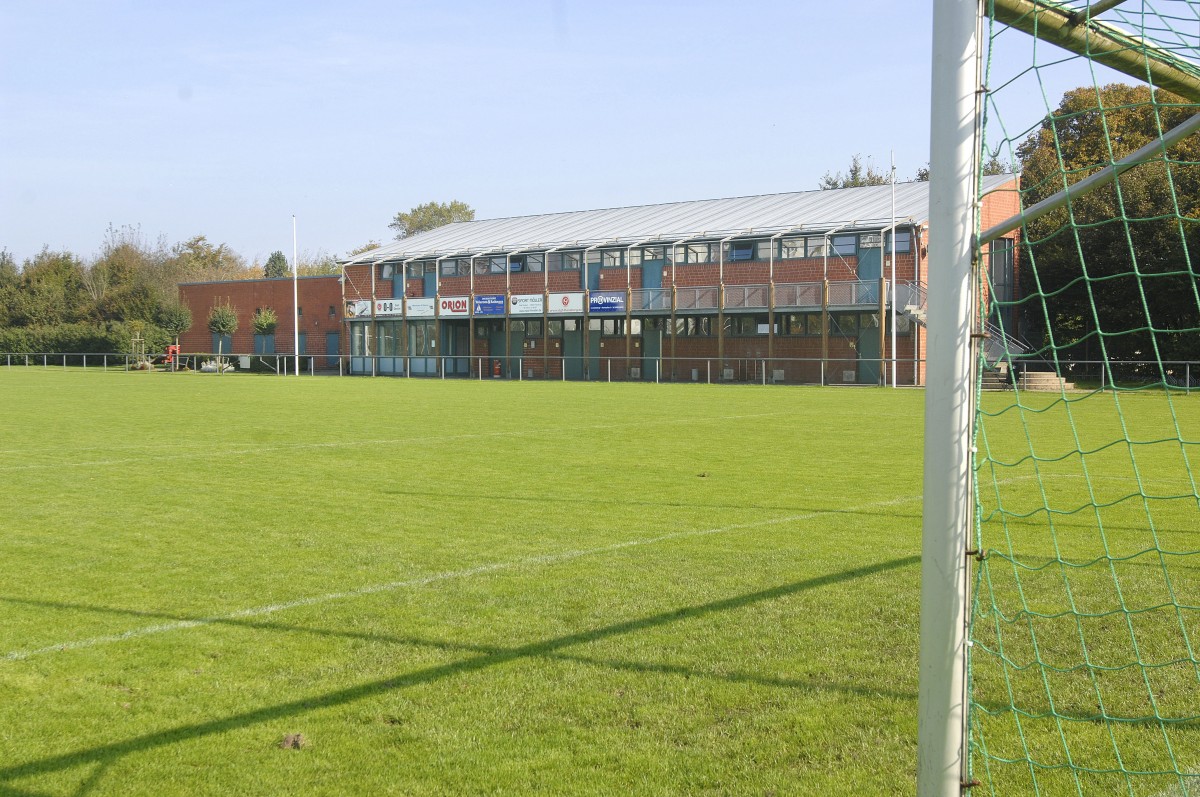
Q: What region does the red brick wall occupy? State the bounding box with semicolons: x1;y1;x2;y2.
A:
178;276;343;355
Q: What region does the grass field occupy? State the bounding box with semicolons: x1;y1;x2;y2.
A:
0;369;1195;796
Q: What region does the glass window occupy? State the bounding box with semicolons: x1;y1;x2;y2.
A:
508;256;524;273
885;230;912;253
602;250;623;268
642;246;664;262
586;250;602;266
526;253;544;272
832;235;857;256
526;319;543;337
474;257;488;275
510;320;526;334
561;252;582;270
563;319;579;331
782;238;805;259
630;319;641;335
807;237;828;257
602;318;617;335
727;241;756;262
831;313;858;336
686;244;710;263
489;256;506;273
588;318;601;331
547;319;563;337
439;259;457;276
757;241;774;261
351;323;368;355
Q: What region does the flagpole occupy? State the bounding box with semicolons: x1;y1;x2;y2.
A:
890;151;897;388
292;215;300;376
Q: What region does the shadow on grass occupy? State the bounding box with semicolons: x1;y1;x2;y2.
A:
0;554;918;787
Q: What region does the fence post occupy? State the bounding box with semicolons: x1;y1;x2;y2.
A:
607;359;611;383
706;360;710;384
83;355;87;370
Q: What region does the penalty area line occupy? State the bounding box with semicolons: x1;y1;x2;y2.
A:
2;493;920;663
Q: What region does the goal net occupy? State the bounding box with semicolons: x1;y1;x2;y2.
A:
961;1;1200;794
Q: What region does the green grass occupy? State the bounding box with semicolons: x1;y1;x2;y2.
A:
0;369;1195;795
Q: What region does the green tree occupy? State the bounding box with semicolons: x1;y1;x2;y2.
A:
819;155;890;189
346;241;381;257
252;307;278;335
264;251;289;278
1017;83;1200;366
206;303;238;364
389;200;474;239
157;303;192;347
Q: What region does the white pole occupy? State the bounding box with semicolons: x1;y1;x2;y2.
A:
292;215;300;376
919;1;980;795
890;151;898;388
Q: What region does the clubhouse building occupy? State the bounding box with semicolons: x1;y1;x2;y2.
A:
179;177;1020;385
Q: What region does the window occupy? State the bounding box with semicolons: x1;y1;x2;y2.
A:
727;241;756;262
627;249;642;266
586;250;602;268
831;312;859;337
686;244;711;264
549;252;581;271
832;235;857;256
297;306;303;317
380;264;394;279
859;233;882;249
526;319;543;338
563;318;579;331
885;230;912;253
602;250;623;268
376;321;401;357
489;255;507;274
673;316;714;336
807;237;828;257
439;259;458;276
782;238;805;259
526;253;544;272
588;318;601;331
547;320;563;337
642;246;665;262
510;319;526;334
601;318;617;335
757;241;775;261
328;305;336;318
725;315;768;335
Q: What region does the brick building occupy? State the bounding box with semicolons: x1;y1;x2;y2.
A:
178;275;344;368
335;177;1020;385
173;179;1019;382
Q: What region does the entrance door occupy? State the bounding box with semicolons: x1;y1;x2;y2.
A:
857;245;881;305
423;271;437;298
643;327;662;381
858;318;881;385
326;332;339;368
563;324;583;379
587;324;601;380
508;328;524;378
441;322;469;375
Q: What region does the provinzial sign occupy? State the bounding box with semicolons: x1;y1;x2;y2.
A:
474;294;505;315
346;300;371;318
509;294;544;315
407;298;435;317
548;292;584;314
439;296;469;316
374;299;403;317
589;291;626;313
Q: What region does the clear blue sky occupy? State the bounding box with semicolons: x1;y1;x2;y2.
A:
0;1;1105;265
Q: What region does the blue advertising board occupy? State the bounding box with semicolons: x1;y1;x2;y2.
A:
588;291;626;313
474;294;506;315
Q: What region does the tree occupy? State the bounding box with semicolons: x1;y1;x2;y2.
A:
206;303;238;366
346;241;382;257
915;153;1012;182
252;307;278;335
157;303;192;347
264;251;289;278
1017;83;1200;367
389;200;474;239
819;155;890;189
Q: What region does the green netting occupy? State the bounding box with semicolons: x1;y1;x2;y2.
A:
970;2;1200;795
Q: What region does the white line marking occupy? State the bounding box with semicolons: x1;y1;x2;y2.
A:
1;493;920;662
0;412;791;472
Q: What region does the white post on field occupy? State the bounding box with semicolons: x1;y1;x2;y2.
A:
890;151;898;388
919;0;979;795
292;215;300;376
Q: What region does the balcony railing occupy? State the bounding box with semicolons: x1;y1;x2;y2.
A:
723;284;769;309
675;286;719;310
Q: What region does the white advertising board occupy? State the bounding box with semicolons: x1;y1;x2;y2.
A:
439;296;470;316
509;294;545;315
374;299;403;317
548;292;584;314
406;298;435;317
346;299;371;318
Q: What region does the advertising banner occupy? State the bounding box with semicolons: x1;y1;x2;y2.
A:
589;291;626;313
373;299;403;317
347;299;371;318
548;292;584;314
439;296;470;316
509;294;544;315
406;298;435;318
474;294;505;315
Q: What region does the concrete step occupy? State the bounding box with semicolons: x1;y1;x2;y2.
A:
1018;372;1075;391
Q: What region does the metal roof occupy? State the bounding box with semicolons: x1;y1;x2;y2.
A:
343;176;1016;265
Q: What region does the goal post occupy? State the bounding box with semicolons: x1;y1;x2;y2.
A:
923;1;1200;794
919;1;983;795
